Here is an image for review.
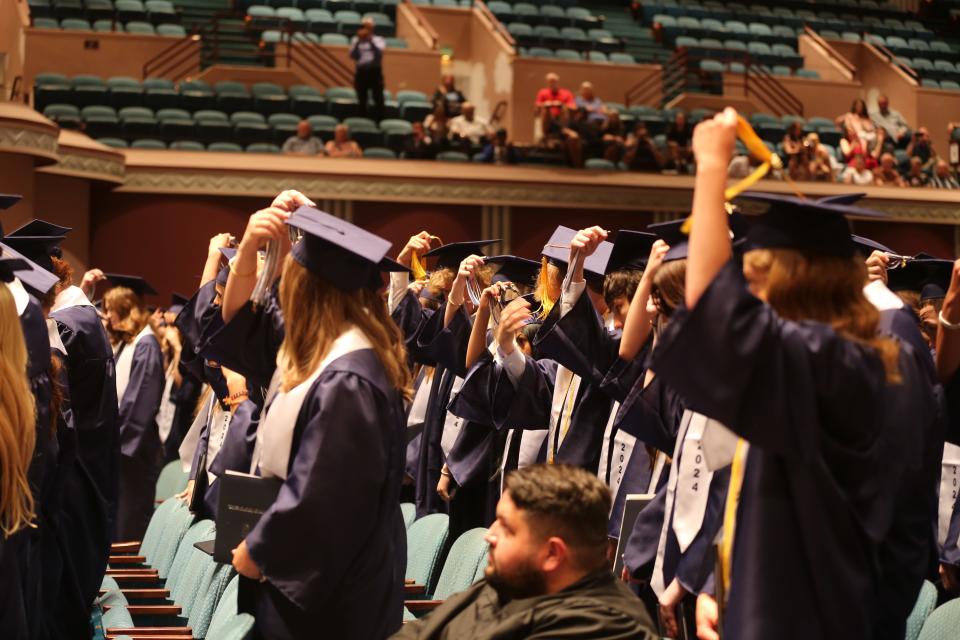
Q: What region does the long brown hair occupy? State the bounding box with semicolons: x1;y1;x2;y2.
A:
0;285;37;536
278;256;413;399
104;286;150;344
745;249;900;382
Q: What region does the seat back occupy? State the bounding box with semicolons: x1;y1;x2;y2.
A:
906;580;938;640
433;528;490;600
140;497;181;562
206;575;256;640
400;502;416;529
405;513;449;591
155;460;189;503
165;519;215;589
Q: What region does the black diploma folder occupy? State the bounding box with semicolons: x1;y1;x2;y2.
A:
214;470;282;564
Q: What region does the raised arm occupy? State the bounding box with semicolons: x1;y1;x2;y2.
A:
201;232;235;286
620;239;669;360
465;284;498;368
685;108;737;309
444;254;485;327
936;259;960;382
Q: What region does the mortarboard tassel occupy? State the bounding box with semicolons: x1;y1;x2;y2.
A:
535;255;556;320
410;235;443;281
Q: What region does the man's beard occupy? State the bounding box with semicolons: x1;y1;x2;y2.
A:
484;553;548;601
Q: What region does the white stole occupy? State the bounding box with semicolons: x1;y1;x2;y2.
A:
940;443;960;546
253;325;372;480
547;365;581;460
499;428;548;493
179;393;213;473
47;318;67;355
440;376;466;459
51;285;94;313
156;364;178;444
6;278;30;316
115;326;154;403
406;369;433;428
598;402;621;485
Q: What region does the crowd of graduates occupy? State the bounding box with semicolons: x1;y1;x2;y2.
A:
2;107;960;639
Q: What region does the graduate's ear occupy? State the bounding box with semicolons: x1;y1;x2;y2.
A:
540;536;569;574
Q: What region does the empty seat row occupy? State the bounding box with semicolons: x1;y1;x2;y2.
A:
260;29;407;47
654;16;799;47
247;6;395;35
518;47;638;64
238;0;404;12
507;23;623;52
27;0;179;22
487;2;600;29
31;16;184;33
676;37;804;68
895;57;960;82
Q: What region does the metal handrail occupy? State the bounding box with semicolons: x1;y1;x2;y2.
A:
802;25;856;77
9;76;24;102
473;0;515;48
490;99;507;126
278;25;354;88
865;36;920;83
401;0;439;50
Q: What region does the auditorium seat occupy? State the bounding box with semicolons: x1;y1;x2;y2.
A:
82;105;120;138
43;103;82;128
252;81;289;114
437;150;469;162
585;158;617;170
119;105;158;137
142;77;178;110
401;502;416;529
363;146;397;158
107;76;144;108
131;138;166;148
247;142;281;153
406;528;490;617
917;599;960;640
208;141;244;152
169;140;205;150
405;513;449;594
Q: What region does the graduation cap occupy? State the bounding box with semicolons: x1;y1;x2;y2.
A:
541;226;613;280
887;258;953;299
648;219;690;263
817;193;866;206
486;255;541;287
218;247;237;261
0;194;22;210
286;205;393;291
606;230;658;274
422;240;499;272
851;234;895;256
0;234;65;273
0;257;29;283
0;243;59;294
104;273;158;297
733;192;885;258
167;292;189;316
7;219;73;238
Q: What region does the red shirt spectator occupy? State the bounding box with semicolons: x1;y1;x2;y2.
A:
535;73;576;119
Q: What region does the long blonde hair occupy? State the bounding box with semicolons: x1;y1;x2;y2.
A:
745;248;900;382
278;256;413;399
0;285;37;537
104;286;150;344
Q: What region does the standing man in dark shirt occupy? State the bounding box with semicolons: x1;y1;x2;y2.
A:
348;17;385;121
393;464;657;639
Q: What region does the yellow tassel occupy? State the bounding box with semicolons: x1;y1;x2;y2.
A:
680;115;784;235
409;235;443;281
536;256;556;320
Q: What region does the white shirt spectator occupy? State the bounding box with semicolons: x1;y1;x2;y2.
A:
449;114;492;145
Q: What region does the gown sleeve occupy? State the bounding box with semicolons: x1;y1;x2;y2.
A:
599;343;651;404
209;400;261;477
175;280;224;382
391;290;437;367
245;371;392;609
416;302;472;378
491;356;559;430
117;336;165;459
203;294;284;390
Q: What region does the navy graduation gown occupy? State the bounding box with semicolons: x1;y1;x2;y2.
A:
115;331;165;541
651;261;903;640
50;301;118;540
391;289;437;369
209;300;407;639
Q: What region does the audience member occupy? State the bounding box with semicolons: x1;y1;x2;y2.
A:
623;122;662;172
871;94;911;149
806;132;836;181
874;152;907;187
842;154;875;185
403;121;437;160
929;159;960;189
424;102;451;145
601;111;627;163
348;17;385;121
840;123;878;169
575;82;607;125
781;120;804;165
787;139;814;182
906;156;929;186
477;128;519;165
325;124;362;158
665;111;692;160
534;73;576;139
391;465;657;639
449;102;492;148
565;107;602;168
281;120;326;156
837;98;884;151
433;74;466;118
907;127;938;172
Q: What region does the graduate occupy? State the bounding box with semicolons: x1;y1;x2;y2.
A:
656;108;919;639
211;192;409;639
0;255;39;640
104;273;165;542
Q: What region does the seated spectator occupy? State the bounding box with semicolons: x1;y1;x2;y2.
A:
390;464;657;639
907;127;937;172
623;122;662;172
325;124;362;158
728;152;754;178
874;152;906;186
929;159;960;189
282;120;326;156
433;74;466;118
781;121;804;165
565;107;602;168
836;98;884;152
424;102;452;148
665;111;692;164
787;140;814;182
477;128;520;165
403;121;437;160
575;82;607;125
806;133;836;182
840;124;878;169
906;156;929;187
535;73;576;140
449;102;492;148
842;154;875;185
871;94;910;150
601;111;627;163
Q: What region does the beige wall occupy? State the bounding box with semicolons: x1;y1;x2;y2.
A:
773;76;863;120
23;28;201;91
510;58;660;144
464;6;514;128
916;88;960;160
396;2;446;53
1;0;30;99
798;35;855;83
